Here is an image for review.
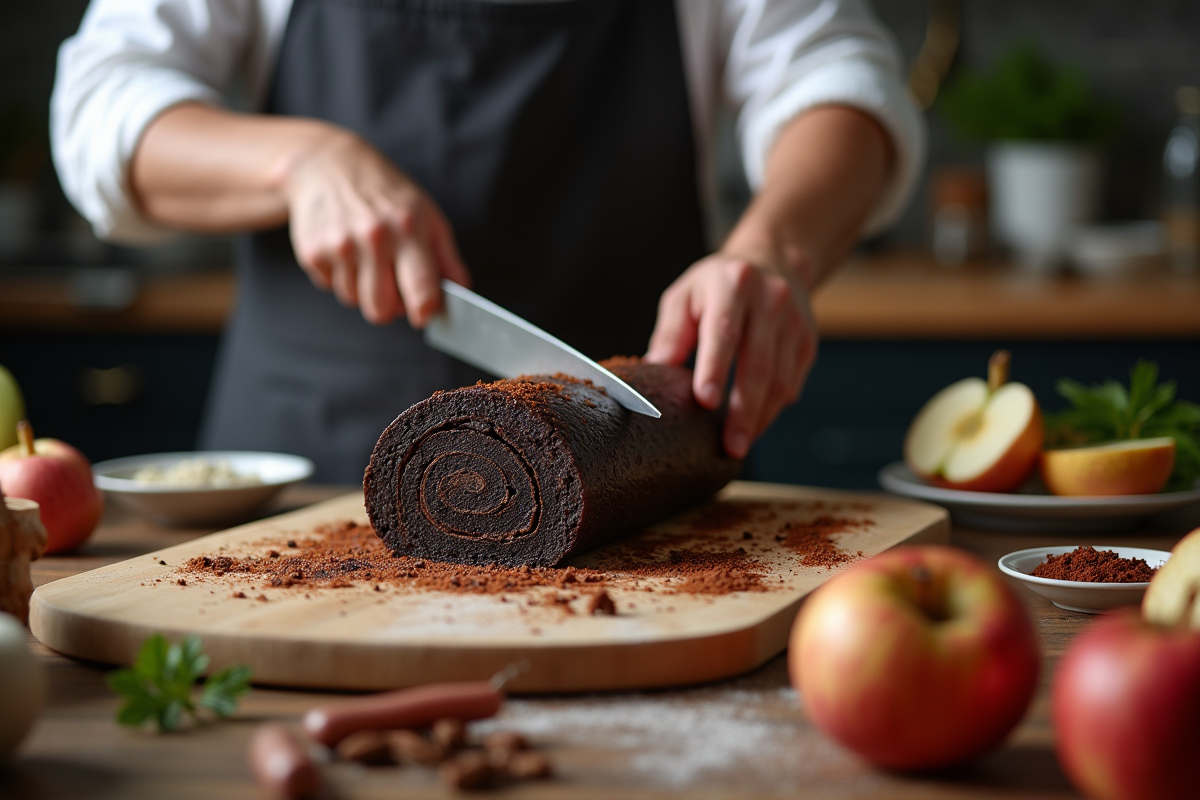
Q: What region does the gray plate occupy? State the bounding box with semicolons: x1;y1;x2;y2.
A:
878;461;1200;532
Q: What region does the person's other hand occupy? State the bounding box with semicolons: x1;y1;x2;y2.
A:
645;254;817;459
283;131;470;326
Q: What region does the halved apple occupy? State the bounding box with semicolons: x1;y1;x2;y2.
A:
1143;526;1200;628
1040;437;1175;497
904;351;1043;493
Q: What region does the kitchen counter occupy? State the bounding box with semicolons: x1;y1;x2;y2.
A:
9;484;1197;799
3;251;1199;339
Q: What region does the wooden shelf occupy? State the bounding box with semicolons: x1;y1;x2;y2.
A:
812;251;1200;340
0;269;233;334
4;251;1199;339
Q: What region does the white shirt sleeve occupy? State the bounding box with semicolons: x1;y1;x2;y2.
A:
51;0;283;244
54;0;922;244
718;0;926;236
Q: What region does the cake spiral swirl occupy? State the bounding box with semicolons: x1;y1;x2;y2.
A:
365;360;740;567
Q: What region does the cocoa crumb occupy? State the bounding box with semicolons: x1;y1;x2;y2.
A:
268;550;280;558
175;579;187;586
587;591;616;616
159;560;166;565
255;594;268;602
286;540;297;548
232;591;246;599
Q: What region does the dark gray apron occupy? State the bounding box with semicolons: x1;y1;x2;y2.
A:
200;0;707;482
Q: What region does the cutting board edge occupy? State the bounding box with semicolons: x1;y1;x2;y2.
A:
29;591;793;693
30;481;952;693
30;506;950;693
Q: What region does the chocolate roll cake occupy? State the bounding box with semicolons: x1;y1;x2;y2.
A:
364;359;740;567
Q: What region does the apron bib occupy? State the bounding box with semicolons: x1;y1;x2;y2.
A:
201;0;707;482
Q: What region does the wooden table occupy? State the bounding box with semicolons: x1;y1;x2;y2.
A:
7;485;1199;799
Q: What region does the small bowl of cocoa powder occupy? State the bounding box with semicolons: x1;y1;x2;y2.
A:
998;545;1170;614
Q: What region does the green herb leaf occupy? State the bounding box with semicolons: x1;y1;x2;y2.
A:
199;665;253;717
1046;361;1200;490
133;634;170;681
109;634;252;732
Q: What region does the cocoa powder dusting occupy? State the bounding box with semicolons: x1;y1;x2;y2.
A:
184;521;613;595
1032;546;1158;583
776;515;873;568
179;501;869;601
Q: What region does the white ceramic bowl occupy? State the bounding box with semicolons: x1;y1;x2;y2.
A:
1069;221;1165;278
998;546;1170;614
92;451;315;527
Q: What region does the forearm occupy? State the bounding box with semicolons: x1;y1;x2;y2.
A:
129;102;344;232
723;105;894;291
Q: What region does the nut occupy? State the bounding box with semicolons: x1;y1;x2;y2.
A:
482;731;528;753
439;750;493;790
505;751;552;780
335;730;394;765
388;730;446;765
431;717;466;752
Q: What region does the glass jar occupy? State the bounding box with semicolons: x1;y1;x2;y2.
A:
1163;86;1200;273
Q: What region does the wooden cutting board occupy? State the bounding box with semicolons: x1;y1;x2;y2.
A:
31;481;947;693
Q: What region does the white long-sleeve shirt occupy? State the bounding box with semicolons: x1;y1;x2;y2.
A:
51;0;925;245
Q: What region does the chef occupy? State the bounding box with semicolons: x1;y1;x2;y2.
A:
52;0;924;482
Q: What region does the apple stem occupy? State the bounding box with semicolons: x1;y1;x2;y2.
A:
988;350;1011;392
16;420;35;458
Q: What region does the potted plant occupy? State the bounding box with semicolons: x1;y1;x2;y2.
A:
938;40;1121;271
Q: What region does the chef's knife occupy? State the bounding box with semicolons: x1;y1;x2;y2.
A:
423;280;661;418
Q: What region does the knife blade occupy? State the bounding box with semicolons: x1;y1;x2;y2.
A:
423;280;661;418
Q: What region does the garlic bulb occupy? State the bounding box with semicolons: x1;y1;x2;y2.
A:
0;611;44;758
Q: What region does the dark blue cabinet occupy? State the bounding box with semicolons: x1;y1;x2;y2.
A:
745;340;1200;490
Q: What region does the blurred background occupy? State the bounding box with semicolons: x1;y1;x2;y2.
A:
1;0;1198;488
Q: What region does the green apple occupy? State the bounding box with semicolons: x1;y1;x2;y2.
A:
0;365;23;451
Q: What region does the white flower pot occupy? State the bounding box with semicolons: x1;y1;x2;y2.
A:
987;142;1102;272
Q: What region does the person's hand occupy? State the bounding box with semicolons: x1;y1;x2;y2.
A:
645;254;818;459
283;130;470;326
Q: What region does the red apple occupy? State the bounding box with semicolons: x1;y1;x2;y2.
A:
790;545;1040;770
1053;610;1200;800
0;421;102;554
0;432;93;479
905;351;1043;493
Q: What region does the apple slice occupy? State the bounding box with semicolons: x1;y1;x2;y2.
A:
1040;437;1176;497
1143;526;1200;628
904;351;1043;493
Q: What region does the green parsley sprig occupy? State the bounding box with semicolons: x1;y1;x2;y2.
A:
1045;361;1200;491
107;634;252;732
